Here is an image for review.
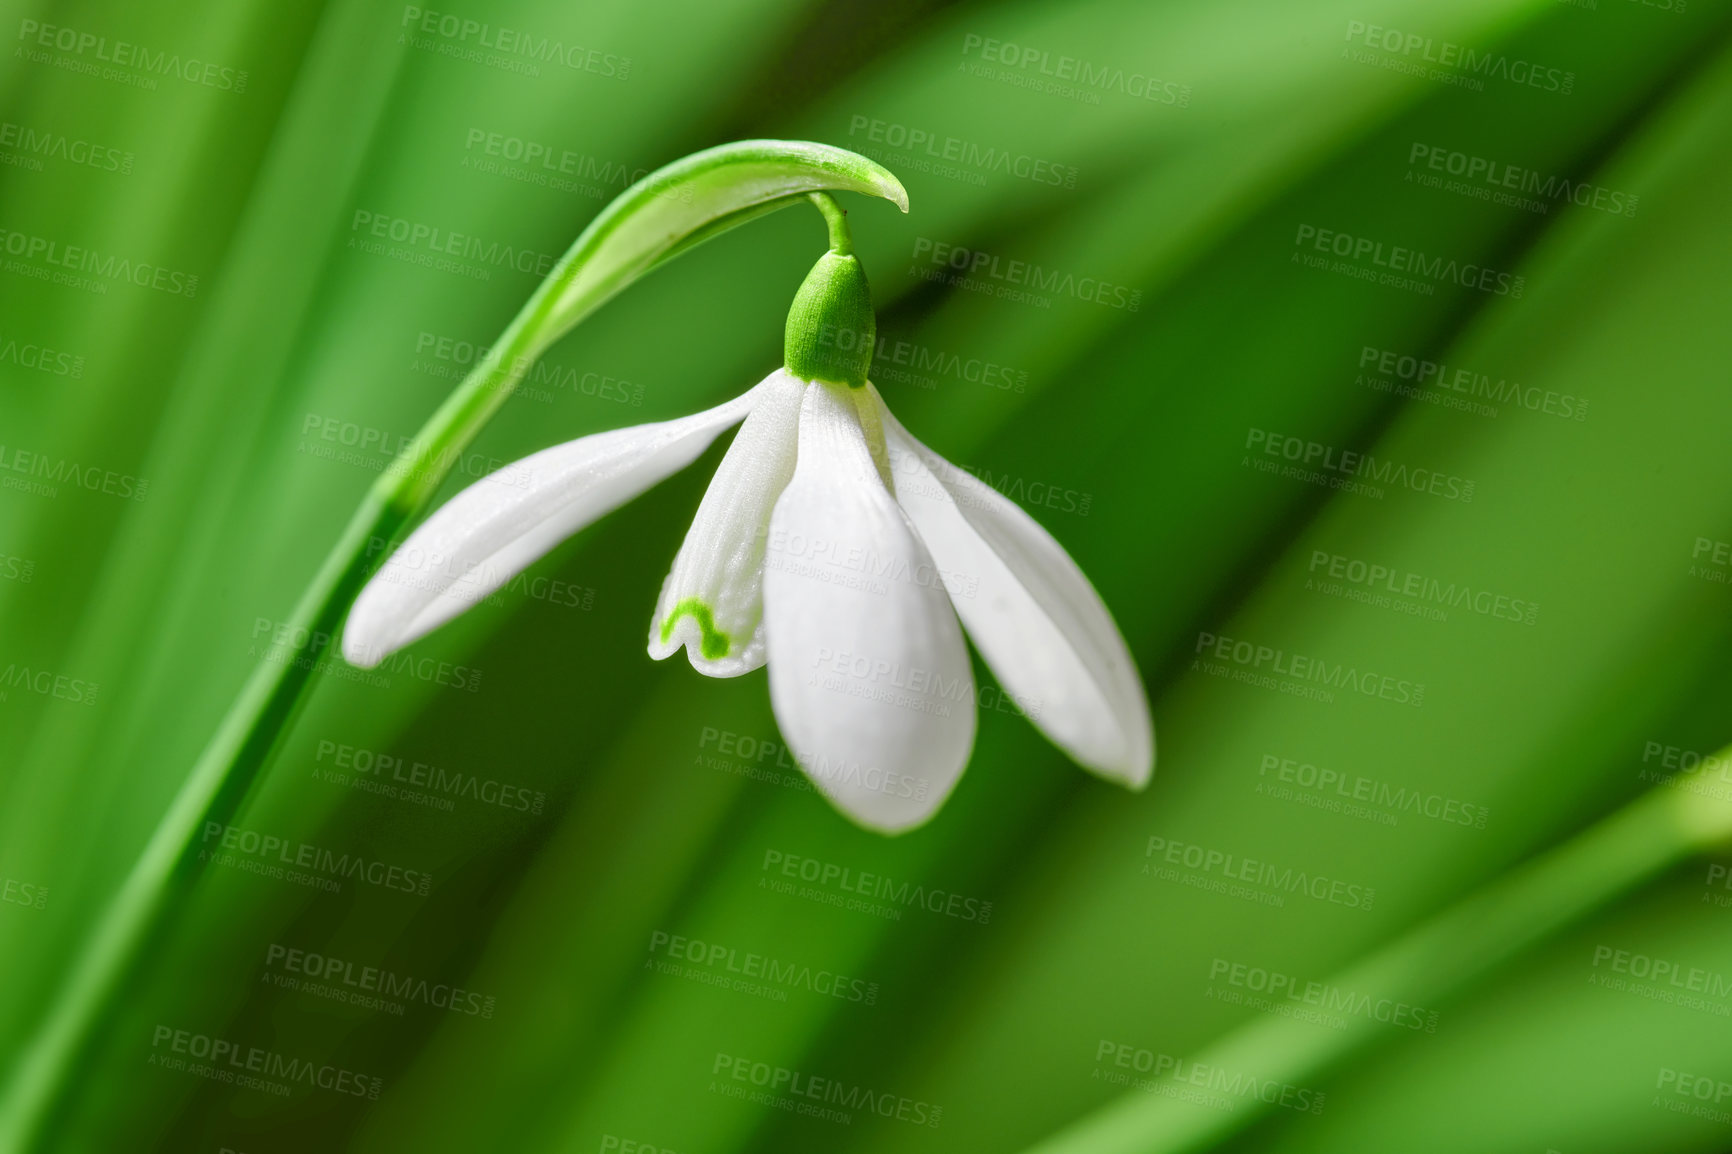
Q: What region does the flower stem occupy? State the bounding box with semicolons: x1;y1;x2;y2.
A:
0;139;909;1152
809;191;854;255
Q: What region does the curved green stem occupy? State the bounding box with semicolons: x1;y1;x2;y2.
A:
0;139;907;1153
809;191;854;255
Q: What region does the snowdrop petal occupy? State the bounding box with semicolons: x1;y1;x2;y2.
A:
648;369;804;676
873;387;1153;787
343;383;764;667
764;381;976;834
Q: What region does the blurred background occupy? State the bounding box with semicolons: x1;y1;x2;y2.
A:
4;0;1732;1150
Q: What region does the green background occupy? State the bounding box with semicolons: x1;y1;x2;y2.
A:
4;0;1732;1150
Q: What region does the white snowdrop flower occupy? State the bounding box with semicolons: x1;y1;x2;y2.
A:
345;196;1153;832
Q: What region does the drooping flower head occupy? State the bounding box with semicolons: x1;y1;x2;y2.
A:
345;193;1152;832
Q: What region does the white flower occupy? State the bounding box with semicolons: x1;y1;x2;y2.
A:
345;215;1151;833
343;368;1153;833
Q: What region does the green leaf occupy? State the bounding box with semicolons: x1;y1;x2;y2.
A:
531;139;909;350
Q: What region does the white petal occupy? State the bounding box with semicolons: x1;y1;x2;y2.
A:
343;382;764;667
764;381;976;833
648;370;804;676
872;387;1153;787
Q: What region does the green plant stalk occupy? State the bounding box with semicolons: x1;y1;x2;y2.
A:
1024;772;1732;1154
0;140;907;1153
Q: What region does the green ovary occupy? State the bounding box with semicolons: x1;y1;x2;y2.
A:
660;598;732;661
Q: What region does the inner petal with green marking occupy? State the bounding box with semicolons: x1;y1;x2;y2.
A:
660;598;732;661
645;368;805;678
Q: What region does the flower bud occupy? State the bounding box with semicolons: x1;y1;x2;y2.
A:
783;250;875;389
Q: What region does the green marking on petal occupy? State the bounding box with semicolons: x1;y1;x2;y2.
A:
661;598;732;661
